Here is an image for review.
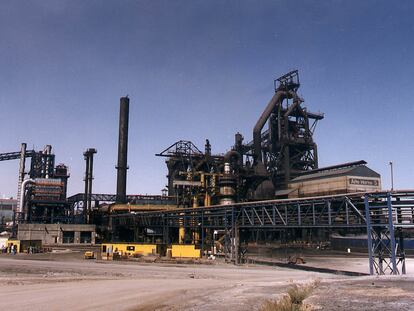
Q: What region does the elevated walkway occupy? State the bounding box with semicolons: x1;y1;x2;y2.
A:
110;190;414;275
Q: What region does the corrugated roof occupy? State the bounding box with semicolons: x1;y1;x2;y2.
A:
275;189;297;196
291;165;380;183
0;199;17;204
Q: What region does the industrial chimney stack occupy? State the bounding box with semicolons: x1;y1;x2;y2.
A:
116;96;129;203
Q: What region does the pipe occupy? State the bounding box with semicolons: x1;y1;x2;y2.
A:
43;145;52;178
88;153;94;210
83;148;97;223
252;90;296;163
116;97;130;203
19;178;35;222
16;143;27;213
19;179;34;213
224;150;241;166
283;97;303;118
83;152;90;214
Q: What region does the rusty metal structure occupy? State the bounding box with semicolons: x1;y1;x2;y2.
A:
157;70;324;206
116;96;130;204
0;144;70;223
110;190;414;275
84;148;97;224
4;72;408;276
252;70;323;191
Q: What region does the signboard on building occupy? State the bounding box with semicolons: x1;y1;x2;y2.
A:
348;178;379;187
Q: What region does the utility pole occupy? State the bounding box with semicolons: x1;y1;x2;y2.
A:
389;161;394;191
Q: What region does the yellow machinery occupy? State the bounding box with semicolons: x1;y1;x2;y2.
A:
101;243;157;260
177;172;216;245
6;240;20;253
84;251;95;259
6;239;42;253
171;244;201;258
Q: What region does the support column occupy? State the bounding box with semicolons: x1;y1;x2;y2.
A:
364;195;374;275
386;194;398;274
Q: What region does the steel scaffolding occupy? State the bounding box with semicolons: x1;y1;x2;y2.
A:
110;190;414;274
365;192;409;275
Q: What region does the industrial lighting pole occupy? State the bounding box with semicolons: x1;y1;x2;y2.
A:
389;161;394;191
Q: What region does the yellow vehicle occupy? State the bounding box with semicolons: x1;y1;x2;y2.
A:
84;251;95;259
101;243;157;260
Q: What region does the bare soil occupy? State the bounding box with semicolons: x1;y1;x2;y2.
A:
0;253;413;310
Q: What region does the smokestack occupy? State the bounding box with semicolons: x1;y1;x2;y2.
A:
116;97;129;203
84;148;97;224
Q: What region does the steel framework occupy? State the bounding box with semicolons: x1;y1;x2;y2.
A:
67;193;176;207
0;150;35;161
365;192;410;275
109;190;414;275
251;70;324;190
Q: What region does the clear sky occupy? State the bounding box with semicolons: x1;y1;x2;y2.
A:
1;1;413;198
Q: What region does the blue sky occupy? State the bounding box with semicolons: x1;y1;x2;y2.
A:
1;1;413;198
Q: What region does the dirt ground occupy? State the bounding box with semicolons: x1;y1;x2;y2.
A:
0;252;413;311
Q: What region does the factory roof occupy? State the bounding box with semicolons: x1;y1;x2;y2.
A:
0;198;17;204
291;163;380;183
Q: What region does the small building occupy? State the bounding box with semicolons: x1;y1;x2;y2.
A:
288;161;381;198
0;198;17;222
17;223;96;245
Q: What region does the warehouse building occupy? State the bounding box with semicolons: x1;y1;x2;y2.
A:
17;224;96;245
287;160;381;198
0;198;17;222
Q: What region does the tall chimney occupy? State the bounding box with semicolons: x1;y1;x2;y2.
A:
116;97;129;203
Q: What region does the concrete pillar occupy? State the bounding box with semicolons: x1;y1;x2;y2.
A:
74;231;80;244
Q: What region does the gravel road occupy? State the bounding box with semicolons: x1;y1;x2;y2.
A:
0;254;412;310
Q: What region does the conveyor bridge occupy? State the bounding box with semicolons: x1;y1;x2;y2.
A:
110;190;414;275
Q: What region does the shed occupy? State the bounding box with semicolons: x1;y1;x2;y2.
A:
287;160;381;198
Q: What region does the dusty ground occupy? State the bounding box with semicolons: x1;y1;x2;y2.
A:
0;253;413;310
308;276;414;311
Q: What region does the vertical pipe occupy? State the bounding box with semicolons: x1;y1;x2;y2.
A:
327;201;331;225
399;229;406;274
17;143;27;215
20;179;35;222
313;143;319;169
364;195;374;275
201;210;204;258
312;203;316;226
283;146;290;187
116;97;129;203
345;200;349;225
231;207;235;262
87;153;94;221
83;148;96;224
83;153;90;223
167;161;175;196
235;225;239;265
44;145;52;178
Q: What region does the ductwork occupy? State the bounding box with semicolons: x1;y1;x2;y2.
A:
224;150;241;167
252;90;300;164
19;178;35;222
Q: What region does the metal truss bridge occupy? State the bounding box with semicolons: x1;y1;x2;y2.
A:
67;193;175;206
110;190;414;275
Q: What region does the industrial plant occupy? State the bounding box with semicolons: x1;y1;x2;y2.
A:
1;70;412;276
